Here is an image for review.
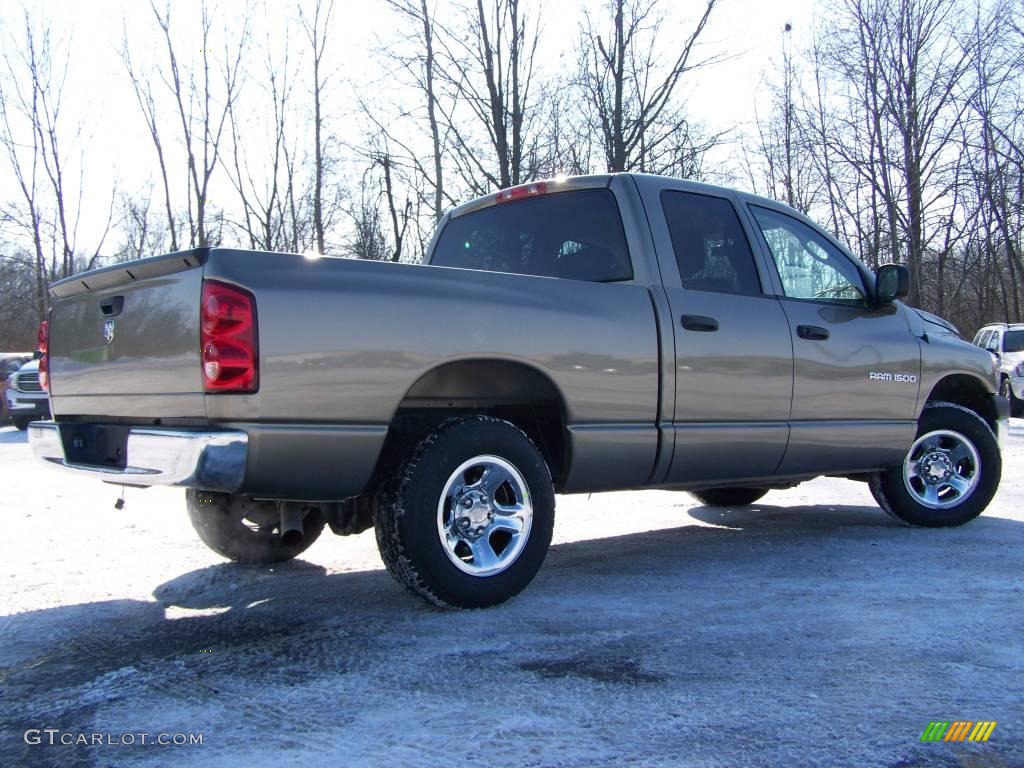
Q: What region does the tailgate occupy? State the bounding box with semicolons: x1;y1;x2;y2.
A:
48;251;206;415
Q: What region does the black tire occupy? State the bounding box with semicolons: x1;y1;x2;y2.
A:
689;487;768;507
13;417;30;431
185;490;325;564
999;376;1023;417
869;402;1000;527
374;415;555;609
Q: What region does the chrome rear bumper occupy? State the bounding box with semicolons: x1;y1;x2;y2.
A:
28;421;248;492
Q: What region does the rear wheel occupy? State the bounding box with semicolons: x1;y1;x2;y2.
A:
868;402;1000;527
185;490;325;564
689;487;768;507
374;415;555;609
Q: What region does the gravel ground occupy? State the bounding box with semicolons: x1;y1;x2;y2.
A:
1;422;1022;768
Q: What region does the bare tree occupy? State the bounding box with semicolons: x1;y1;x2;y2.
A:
0;9;110;319
742;0;1023;336
535;83;595;177
747;23;821;214
0;16;49;318
579;0;720;174
341;126;424;263
0;245;40;348
382;0;448;224
125;1;249;250
961;0;1024;322
109;181;189;265
437;0;543;193
299;0;334;254
223;35;296;251
816;0;974;304
121;29;180;251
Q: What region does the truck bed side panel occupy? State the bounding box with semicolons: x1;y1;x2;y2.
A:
202;250;661;494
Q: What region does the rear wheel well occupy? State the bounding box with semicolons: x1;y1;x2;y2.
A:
924;375;996;431
373;360;569;489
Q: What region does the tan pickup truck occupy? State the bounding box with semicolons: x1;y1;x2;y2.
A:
28;173;1008;608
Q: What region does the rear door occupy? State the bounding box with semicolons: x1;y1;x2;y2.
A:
744;203;920;474
635;180;794;484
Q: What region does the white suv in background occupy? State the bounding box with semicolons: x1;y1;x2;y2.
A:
5;358;50;430
973;323;1024;416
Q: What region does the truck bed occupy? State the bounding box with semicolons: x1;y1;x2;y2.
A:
45;248;662;498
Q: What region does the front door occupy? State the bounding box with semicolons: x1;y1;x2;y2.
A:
744;203;921;475
638;184;795;484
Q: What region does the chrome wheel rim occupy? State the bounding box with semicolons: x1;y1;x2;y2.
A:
436;455;533;577
902;429;980;510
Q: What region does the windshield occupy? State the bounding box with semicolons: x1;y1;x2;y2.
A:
1003;330;1024;353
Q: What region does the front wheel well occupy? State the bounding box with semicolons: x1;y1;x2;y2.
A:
924;374;997;431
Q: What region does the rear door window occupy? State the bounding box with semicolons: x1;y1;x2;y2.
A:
660;190;763;295
431;189;633;283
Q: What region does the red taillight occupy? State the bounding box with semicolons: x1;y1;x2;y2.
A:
495;181;547;204
38;320;49;392
201;280;258;393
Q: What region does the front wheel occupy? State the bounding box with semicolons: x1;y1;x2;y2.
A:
186;490;325;564
868;402;1000;527
13;417;30;431
374;416;555;609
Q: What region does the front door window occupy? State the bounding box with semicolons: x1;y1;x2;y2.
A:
750;206;865;305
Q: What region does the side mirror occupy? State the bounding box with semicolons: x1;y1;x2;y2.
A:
875;263;910;305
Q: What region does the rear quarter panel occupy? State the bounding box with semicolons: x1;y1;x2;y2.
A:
203;249;661;493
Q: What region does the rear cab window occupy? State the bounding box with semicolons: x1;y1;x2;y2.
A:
430;189;633;283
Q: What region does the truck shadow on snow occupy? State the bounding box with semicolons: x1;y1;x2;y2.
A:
2;502;1022;764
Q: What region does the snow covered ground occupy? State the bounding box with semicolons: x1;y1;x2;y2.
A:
1;422;1022;767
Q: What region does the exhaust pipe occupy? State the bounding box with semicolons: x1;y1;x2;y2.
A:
279;502;305;547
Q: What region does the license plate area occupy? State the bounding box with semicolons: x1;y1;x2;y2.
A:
60;424;132;469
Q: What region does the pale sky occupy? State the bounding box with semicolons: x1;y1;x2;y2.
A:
2;0;818;253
